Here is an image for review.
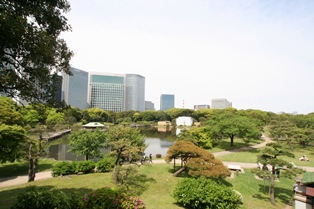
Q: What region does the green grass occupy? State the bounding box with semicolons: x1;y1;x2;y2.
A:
0;164;294;209
0;158;59;178
209;137;264;153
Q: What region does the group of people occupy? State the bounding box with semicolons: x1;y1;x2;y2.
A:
299;155;309;161
141;153;153;164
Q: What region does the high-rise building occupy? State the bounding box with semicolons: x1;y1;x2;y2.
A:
211;98;232;109
62;67;89;110
125;74;145;111
194;104;210;110
145;101;155;110
89;72;125;112
160;94;175;111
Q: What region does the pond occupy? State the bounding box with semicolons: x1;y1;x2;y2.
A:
44;127;181;161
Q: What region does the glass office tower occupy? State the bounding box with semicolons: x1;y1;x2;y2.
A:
89;73;124;112
125;74;145;111
160;94;175;111
62;67;89;109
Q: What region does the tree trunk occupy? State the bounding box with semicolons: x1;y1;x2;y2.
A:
270;177;276;206
230;135;234;147
28;144;36;182
288;140;294;151
85;155;89;161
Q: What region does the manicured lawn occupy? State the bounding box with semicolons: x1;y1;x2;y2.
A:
0;158;59;178
0;164;294;209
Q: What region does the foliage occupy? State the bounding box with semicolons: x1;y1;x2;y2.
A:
0;96;24;126
173;177;243;209
0;124;28;163
96;154;115;172
45;108;65;126
252;142;304;205
178;126;213;149
68;129;107;160
207;109;262;147
165;140;231;178
10;186;83;209
0;0;73;105
82;187;146;209
156;154;162;158
112;165;155;195
105;125;146;167
83;108;108;122
52;161;76;177
75;160;95;174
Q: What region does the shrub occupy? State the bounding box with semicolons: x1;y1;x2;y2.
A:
75;160;96;174
52;161;76;177
156;154;162;158
10;186;83;209
96;155;115;172
173;177;243;209
82;187;145;209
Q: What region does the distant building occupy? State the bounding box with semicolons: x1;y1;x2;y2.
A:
145;101;155;110
160;94;175;111
176;116;193;126
125;74;145;111
89;72;125;112
194;104;210;110
211;98;232;109
62;67;89;109
62;69;145;112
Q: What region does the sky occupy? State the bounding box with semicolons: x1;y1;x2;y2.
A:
61;0;314;114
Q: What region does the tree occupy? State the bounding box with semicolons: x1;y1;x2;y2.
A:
0;96;24;126
252;142;304;206
165;140;231;178
0;124;28;163
0;0;73;105
178;127;213;149
104;125;146;182
207;111;261;147
68;129;107;160
105;125;146;166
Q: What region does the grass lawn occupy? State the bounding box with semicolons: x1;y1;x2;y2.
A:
209;137;264;153
0;164;294;209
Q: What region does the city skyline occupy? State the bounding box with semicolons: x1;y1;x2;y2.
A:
61;0;314;114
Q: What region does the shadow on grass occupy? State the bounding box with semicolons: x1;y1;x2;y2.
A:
0;162;55;178
0;185;93;209
254;183;294;206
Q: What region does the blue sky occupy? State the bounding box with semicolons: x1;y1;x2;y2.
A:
62;0;314;114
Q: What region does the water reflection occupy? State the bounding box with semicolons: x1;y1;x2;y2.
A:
143;138;174;157
45;127;179;161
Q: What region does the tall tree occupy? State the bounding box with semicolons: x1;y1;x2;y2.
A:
0;0;73;105
207;111;261;147
68;129;107;160
252;142;304;206
105;125;146;166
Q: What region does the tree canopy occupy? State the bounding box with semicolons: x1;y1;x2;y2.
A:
165;140;231;178
207;110;262;147
68;129;107;160
0;0;73;105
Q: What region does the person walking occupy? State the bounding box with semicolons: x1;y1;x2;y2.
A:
149;154;153;164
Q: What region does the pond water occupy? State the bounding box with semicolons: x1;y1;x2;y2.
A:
45;127;181;161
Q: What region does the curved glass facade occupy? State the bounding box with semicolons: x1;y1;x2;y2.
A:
125;74;145;111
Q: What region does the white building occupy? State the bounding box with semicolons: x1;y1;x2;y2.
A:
176;116;193;126
211;98;232;109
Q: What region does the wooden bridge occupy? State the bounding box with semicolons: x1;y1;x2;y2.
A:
42;129;71;142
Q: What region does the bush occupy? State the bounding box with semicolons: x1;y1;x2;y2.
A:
52;161;76;177
82;187;145;209
156;154;162;158
96;155;115;172
173;177;243;209
10;186;83;209
75;160;96;174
